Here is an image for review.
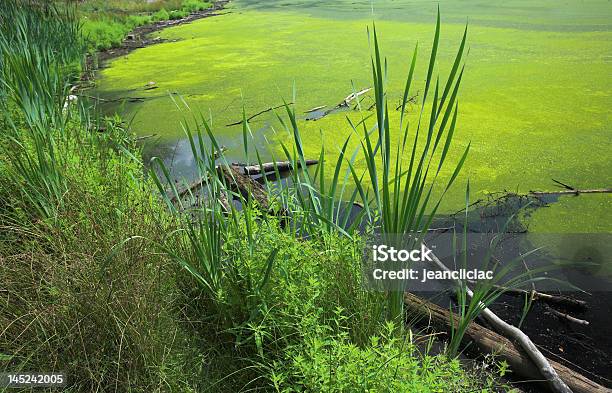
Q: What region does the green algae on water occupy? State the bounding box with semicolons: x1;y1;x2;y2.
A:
96;0;612;233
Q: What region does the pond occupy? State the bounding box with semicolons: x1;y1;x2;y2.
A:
95;0;611;236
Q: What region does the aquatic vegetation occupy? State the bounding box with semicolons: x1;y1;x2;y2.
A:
96;0;611;232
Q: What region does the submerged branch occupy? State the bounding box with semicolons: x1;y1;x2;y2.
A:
544;305;590;326
466;280;588;310
226;103;294;126
530;188;612;196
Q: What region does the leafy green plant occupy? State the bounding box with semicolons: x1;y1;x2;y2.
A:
182;0;212;13
152;8;171;22
81;18;131;50
169;9;189;20
267;321;492;392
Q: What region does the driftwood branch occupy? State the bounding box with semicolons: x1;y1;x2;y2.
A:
134;133;157;142
395;91;419;110
404;293;609;393
307;88;372;121
226;103;294;127
304;105;326;113
529;188;611;196
552;179;576;191
232;159;319;175
466;281;588;310
76;93;146;103
544;304;590;326
424;245;573;393
338;88;371;107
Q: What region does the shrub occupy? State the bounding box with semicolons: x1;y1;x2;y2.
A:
126;14;153;28
169;9;189;20
182;0;212;13
152;8;170;22
81;18;130;50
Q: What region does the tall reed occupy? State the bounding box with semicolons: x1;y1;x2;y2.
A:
0;1;84;219
354;11;470;322
150;105;280;330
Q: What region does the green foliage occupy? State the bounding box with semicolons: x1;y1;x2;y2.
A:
127;14;153;27
0;3;197;390
182;0;212;12
152;8;171;22
361;12;469;323
0;118;200;391
78;0;210;51
82;18;131;50
170;9;189;20
269;322;485;392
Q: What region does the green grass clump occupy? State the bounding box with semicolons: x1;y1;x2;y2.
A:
127;14;153;27
170;9;190;20
0;2;197;389
0;122;198;391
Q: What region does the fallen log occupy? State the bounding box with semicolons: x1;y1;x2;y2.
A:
404;293;610;393
304;105;326;113
170;165;272;210
76;94;147;103
134;133;157;142
216;165;270;210
424;245;572;393
232;159;319;175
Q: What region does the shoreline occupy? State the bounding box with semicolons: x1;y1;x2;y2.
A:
87;0;231;69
